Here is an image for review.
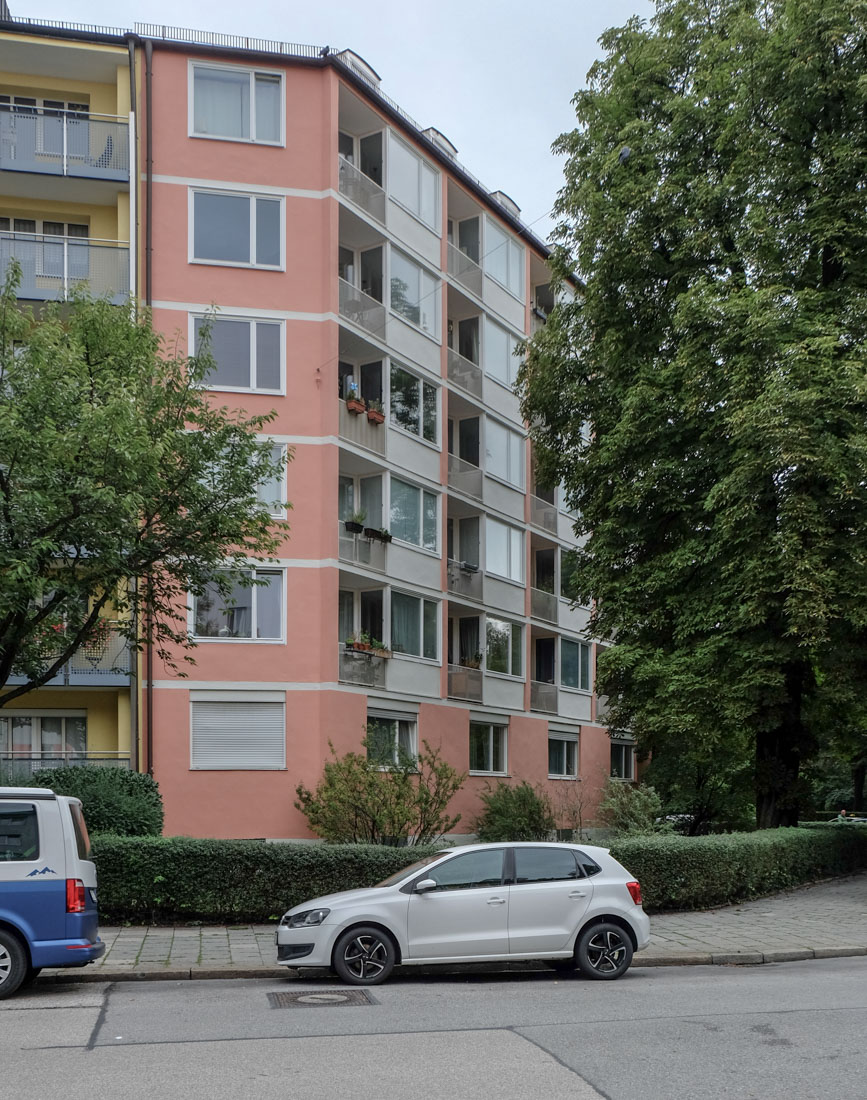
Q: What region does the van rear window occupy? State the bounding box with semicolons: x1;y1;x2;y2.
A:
69;802;91;859
0;802;40;862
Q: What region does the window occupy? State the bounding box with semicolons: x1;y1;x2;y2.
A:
483;317;520;386
548;734;578;779
390;478;437;551
559;548;582;603
194;316;282;392
0;712;87;764
390;364;437;443
191;190;282;268
485;217;525;297
339;360;382;404
387;132;439;229
366;714;416;767
391;591;437;659
611;741;635;780
426;849;504;890
0;803;39;862
561;640;591;691
390;249;439;336
485;420;525;489
191;63;282;143
257;443;287;518
193;570;283;640
485;618;522;676
190;698;285;769
339;474;383;528
485;517;524;583
469;721;507;774
514;847;580;883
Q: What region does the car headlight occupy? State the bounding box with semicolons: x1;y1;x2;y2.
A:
283;908;331;928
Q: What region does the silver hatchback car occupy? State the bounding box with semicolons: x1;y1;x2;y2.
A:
276;842;650;985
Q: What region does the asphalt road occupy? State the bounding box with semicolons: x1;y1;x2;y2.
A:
4;958;866;1099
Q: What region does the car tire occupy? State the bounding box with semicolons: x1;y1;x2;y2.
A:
575;922;633;980
0;929;28;1000
332;925;396;986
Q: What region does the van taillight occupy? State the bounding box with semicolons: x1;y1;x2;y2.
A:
626;881;642;905
66;879;86;913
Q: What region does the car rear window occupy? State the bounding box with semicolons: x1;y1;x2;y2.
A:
0;802;40;862
69;802;91;860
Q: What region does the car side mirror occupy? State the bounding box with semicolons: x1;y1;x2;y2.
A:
414;878;438;893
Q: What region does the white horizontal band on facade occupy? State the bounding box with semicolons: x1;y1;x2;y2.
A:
149;174;337;200
189;689;286;703
152;300;338;323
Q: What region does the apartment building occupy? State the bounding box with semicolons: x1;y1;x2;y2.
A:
0;16;634;838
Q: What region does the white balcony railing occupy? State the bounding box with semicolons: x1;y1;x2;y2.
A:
338;156;386;223
447;242;483;297
447;453;483;500
447;347;483;399
0;106;129;181
338;276;386;336
1;233;129;303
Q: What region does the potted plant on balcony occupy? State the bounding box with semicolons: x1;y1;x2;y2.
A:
366;399;385;425
344;509;366;534
345;632;373;653
460;560;479;573
369;637;392;658
345;384;366;414
378;527;392;543
461;652;483;669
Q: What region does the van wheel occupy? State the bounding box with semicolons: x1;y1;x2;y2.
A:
0;930;28;1000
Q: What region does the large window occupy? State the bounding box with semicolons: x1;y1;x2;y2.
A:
390;478;437;551
190;697;285;769
191;63;282;143
483;317;520;386
191;190;282;268
0;802;39;862
486;618;522;676
193;570;283;640
194;316;282;392
257;443;288;518
391;591;437;659
561;639;591;692
486;420;525;489
548;733;578;779
469;721;507;774
611;741;635;780
0;712;87;765
485;217;525;298
485;517;524;583
390;249;439;336
387;132;439;229
390;363;437;443
366;713;417;767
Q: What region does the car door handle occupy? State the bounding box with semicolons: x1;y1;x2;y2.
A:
569;891;588;898
487;897;506;905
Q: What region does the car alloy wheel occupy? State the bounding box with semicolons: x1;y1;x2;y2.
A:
333;925;396;986
0;930;28;1000
576;922;633;981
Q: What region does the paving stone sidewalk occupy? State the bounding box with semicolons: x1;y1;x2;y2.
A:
41;871;867;983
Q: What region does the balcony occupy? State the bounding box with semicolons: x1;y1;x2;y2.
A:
0;108;129;182
1;233;129;304
338;157;386;223
339;646;387;689
447;558;483;600
448;663;483;702
5;627;132;687
447;347;483;399
530;494;558;534
338;398;387;455
531;680;559;714
0;752;131;778
338;522;387;572
531;587;558;624
339;276;386;337
447;242;483;297
448;453;483;500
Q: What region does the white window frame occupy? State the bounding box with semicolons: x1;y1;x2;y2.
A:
190;314;285;394
548;731;579;780
190;693;286;770
366;711;418;768
485;516;524;585
257;441;288;519
388;361;439;446
469;721;508;776
386;130;440;231
0;709;88;760
188;60;285;146
482;315;521;388
389;475;438;553
484;616;523;678
610;740;635;781
560;638;592;693
484;216;525;299
485;418;525;490
390;589;439;660
189;187;285;270
190;567;286;643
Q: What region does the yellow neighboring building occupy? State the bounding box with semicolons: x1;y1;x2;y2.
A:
0;19;138;775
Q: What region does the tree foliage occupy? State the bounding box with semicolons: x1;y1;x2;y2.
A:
473;780;556;842
0;267;289;703
597;780;671;836
519;0;867;827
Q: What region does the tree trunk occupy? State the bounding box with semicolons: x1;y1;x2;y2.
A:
853;761;866;813
754;662;813;829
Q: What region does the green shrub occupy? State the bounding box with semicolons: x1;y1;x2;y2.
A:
598;779;670;835
30;766;164;837
473;781;556;842
610;826;867;911
90;836;446;923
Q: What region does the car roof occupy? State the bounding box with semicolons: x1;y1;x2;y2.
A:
438;841;610;857
0;786;56;798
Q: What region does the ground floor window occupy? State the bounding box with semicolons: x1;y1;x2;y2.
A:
0;712;87;771
548;733;578;779
190;697;285;769
610;740;635;780
469;721;507;774
366;713;417;767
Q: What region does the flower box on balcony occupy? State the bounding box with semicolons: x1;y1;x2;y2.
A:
366;401;385;424
345;397;366;415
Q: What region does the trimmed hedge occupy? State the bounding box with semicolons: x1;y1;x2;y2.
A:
24;766;164;837
610;827;867;912
91;836;445;923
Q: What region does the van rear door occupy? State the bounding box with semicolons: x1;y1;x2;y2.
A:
0;795;67;947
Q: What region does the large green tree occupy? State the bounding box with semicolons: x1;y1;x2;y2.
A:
519;0;867;827
0;266;289;704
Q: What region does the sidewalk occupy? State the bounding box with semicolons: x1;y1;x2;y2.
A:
42;871;867;984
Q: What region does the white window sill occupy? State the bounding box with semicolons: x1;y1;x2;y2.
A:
388;422;441;452
190;132;284;148
548;774;579;782
207;384;286;397
389;308;441;345
469;770;509;778
484;470;525;494
386;194;441;236
560;685;592;697
192;636;285;644
483;670;524;683
189;258;284;272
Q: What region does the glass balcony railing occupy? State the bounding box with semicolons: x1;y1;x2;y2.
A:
338;646;387;688
530;680;558;714
447;453;483;500
338;276;386;336
447;242;482;297
530;494;558;533
0;107;129;181
531;587;558;624
0;233;129;304
447;347;483;399
448;663;483;702
338;156;386;223
338;521;387;571
447;558;483;600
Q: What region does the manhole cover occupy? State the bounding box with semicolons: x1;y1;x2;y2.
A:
267;989;376;1008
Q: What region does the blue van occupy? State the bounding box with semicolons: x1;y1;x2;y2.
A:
0;786;105;998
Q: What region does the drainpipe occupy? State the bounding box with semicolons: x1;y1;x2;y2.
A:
125;37;140;773
144;37;155;776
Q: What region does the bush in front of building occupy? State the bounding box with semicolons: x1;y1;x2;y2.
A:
610;826;867;912
597;779;672;836
90;836;446;923
473;781;556;842
30;766;164;837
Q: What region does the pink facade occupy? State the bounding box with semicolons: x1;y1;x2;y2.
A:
141;41;621;839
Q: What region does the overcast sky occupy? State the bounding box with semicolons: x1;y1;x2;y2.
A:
18;0;656;239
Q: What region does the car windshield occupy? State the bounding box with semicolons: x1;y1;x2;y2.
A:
374;851;448;888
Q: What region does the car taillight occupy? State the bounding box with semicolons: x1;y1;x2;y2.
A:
626;881;642;905
66;878;86;913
